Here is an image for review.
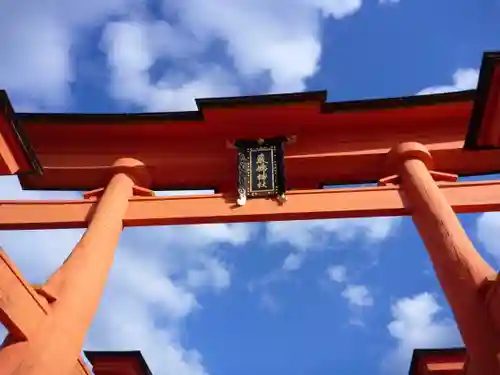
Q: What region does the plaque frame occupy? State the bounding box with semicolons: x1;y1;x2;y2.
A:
235;137;286;205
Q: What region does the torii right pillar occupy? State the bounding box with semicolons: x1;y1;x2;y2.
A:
393;142;500;375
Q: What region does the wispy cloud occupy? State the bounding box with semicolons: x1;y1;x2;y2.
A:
268;218;399;272
342;285;374;307
324;264;374;326
327;265;348;283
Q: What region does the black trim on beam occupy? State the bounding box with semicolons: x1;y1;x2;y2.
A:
464;51;500;149
0;91;43;175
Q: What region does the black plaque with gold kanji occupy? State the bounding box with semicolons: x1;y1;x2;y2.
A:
235;137;286;200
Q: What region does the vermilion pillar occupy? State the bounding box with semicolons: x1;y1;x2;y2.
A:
0;158;150;375
393;142;500;375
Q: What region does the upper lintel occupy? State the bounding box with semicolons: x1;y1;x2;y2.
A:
8;89;478;191
3;50;500;192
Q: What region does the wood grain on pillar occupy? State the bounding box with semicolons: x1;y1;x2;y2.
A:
393;142;500;375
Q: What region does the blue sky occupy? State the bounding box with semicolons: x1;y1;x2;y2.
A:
1;1;500;375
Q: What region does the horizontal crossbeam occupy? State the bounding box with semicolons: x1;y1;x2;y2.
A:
0;180;499;230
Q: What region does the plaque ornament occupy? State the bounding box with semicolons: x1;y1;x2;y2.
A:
235;137;287;206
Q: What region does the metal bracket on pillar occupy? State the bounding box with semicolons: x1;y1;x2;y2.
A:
83;185;155;200
428;171;459;183
377;174;400;186
378;171;458;186
82;188;104;199
132;186;155;197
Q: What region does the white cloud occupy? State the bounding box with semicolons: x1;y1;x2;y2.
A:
333;280;374;327
327;265;347;283
98;0;365;110
0;1;365;110
0;176;254;375
0;0;137;109
185;258;231;291
384;293;461;372
477;212;500;265
167;0;363;93
341;284;373;307
282;253;306;271
379;0;400;4
268;218;397;251
325;265;373;317
417;68;479;95
312;0;363;19
101;19;239;111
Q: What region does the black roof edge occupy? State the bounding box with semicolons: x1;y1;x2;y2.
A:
464;51;500;149
13;90;474;124
0;90;43;175
321;89;474;113
83;350;153;375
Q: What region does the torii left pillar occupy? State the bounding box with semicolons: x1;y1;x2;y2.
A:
0;158;151;375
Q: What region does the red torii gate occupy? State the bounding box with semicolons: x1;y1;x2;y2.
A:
0;51;500;375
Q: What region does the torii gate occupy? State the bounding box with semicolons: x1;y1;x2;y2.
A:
0;51;500;375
